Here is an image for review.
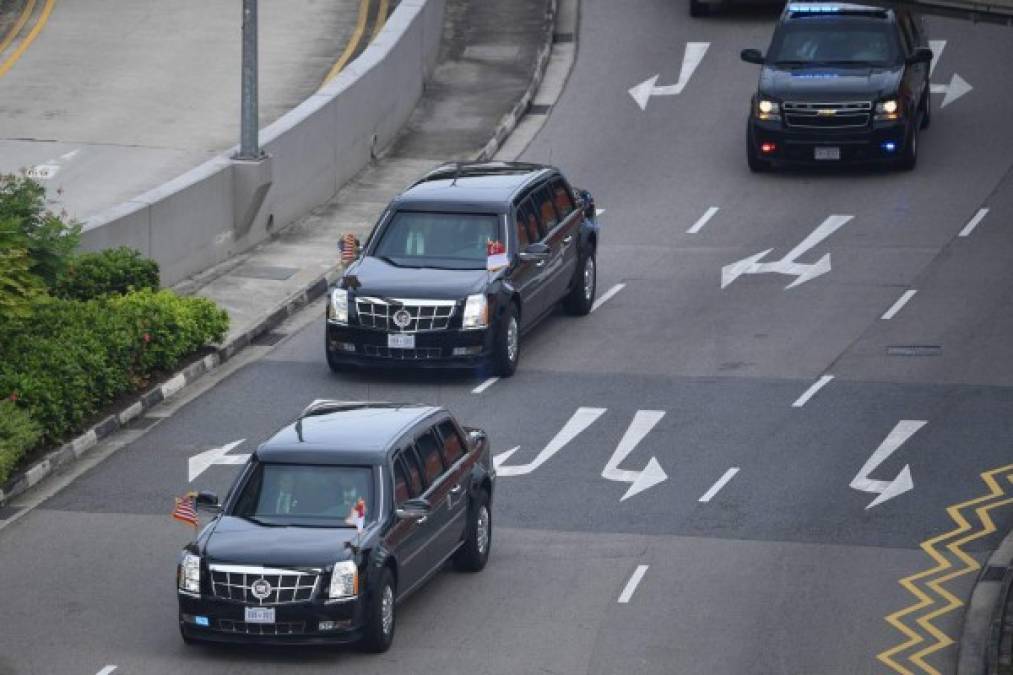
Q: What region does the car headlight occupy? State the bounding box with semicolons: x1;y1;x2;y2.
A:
328;288;349;324
178;553;201;594
756;98;780;120
875;99;900;119
329;560;358;599
462;294;489;330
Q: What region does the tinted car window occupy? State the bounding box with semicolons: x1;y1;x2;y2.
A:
393;455;418;505
514;209;530;248
533;187;559;232
399;452;424;496
768;19;901;67
437;420;466;466
550;179;575;219
232;463;373;527
415;430;445;486
373;211;502;269
517;199;540;244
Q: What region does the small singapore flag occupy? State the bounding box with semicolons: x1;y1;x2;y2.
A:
345;497;366;532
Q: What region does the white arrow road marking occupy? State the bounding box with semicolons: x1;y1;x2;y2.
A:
687;206;719;235
629;42;710;110
494;408;606;476
927;40;972;108
618;564;649;603
602;410;668;501
95;667;117;675
25;148;81;181
699;467;739;503
959;208;989;238
792;375;834;408
721;215;853;289
591;283;626;313
850;420;926;509
188;440;248;482
596;208;606;217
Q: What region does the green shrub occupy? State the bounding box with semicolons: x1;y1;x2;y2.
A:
0;173;80;287
0;399;41;486
54;247;160;300
0;290;229;445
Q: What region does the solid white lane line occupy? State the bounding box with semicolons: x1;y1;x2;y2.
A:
686;206;719;234
472;377;499;394
792;375;834;408
96;667;118;675
591;283;625;313
881;290;917;320
958;208;989;237
699;468;739;503
618;564;649;604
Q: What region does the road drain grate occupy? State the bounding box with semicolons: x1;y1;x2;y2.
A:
252;331;287;347
887;345;942;356
982;565;1007;582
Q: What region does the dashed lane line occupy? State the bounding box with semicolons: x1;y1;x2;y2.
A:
882;290;917;321
591;283;625;313
877;464;1013;675
699;468;739;503
618;564;649;603
958;208;989;238
472;377;499;394
792;375;834;408
0;0;55;79
686;206;719;234
95;667;117;675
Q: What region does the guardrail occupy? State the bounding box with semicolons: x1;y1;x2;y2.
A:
79;0;446;286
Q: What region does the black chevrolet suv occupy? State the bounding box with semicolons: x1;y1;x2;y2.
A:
741;2;933;171
325;162;599;376
177;401;494;651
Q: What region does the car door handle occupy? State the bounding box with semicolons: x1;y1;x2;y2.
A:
449;485;463;496
536;259;547;268
562;235;574;245
415;515;428;525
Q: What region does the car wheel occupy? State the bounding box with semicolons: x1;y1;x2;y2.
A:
492;304;519;378
898;123;918;171
326;348;345;374
747;125;771;173
454;490;492;572
690;0;711;17
179;624;198;646
361;567;396;653
564;250;596;316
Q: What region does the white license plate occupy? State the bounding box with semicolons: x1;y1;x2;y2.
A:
814;147;841;161
388;333;415;349
245;606;275;624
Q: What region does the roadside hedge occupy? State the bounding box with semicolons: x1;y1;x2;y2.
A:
0;400;41;490
54;247;160;300
0;290;229;454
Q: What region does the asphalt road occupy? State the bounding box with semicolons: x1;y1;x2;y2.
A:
3;1;1013;674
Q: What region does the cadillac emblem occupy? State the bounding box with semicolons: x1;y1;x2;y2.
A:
250;578;272;601
392;309;412;330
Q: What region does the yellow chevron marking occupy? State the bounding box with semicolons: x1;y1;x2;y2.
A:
877;464;1013;674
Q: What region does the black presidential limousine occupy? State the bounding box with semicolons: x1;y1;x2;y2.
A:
177;401;495;651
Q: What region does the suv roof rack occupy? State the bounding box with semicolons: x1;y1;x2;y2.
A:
297;400;378;419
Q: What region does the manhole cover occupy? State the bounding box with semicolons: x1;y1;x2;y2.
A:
233;265;298;281
887;346;942;356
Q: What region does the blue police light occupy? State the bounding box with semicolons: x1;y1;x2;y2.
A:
881;141;897;153
195;616;210;627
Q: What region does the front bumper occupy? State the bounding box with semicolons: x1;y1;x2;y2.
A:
178;593;365;645
749;117;910;165
326;320;495;369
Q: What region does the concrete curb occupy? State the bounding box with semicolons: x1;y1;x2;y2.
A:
0;264;343;509
474;0;558;162
958;527;1013;674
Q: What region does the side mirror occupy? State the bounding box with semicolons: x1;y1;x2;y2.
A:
740;49;765;65
906;47;933;65
579;189;596;220
195;491;220;511
467;428;487;450
396;498;431;521
518;242;551;262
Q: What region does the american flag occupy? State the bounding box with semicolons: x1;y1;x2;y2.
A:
172;493;199;529
345;497;366;532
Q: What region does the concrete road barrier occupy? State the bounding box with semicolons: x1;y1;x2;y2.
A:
80;0;445;286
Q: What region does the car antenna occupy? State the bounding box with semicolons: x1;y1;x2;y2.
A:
451;162;462;186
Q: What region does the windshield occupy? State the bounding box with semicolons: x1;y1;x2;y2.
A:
231;463;375;527
372;211;502;270
768;19;900;67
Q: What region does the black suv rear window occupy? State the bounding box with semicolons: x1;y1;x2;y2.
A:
769;19;900;67
373;211;502;270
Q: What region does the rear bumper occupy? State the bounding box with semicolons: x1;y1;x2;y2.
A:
178;593;364;645
326;320;495;369
749;117;910;164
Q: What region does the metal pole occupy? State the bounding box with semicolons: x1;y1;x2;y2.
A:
238;0;260;159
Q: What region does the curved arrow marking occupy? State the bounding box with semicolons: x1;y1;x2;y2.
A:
629;42;710;110
602;410;668;501
850;421;926;509
494;408;606;476
188;440;248;482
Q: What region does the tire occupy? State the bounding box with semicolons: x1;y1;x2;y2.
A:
492;304;519;378
919;88;931;130
454;490;492;573
690;0;711;17
361;567;396;653
564;250;596;316
326;348;345;374
898;123;918;171
746;124;771;173
179;625;197;646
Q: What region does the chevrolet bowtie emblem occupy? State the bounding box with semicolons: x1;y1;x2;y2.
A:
817;109;837;116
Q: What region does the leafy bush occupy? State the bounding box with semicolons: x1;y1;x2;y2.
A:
0;174;80;287
0;399;42;486
54;247;160;300
0;291;229;445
